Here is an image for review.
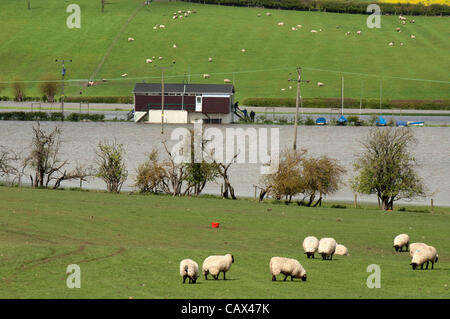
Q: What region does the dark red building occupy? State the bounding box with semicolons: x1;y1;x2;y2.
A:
133;83;235;124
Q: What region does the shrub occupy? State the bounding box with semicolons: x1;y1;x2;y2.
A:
304;117;315;126
331;204;347;209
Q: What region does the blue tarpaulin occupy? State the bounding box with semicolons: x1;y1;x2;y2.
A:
316;117;326;125
337;115;347;124
376;116;387;126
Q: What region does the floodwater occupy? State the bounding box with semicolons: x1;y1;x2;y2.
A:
0;121;449;206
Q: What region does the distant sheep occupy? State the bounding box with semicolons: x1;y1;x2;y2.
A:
241;48;246;52
159;25;165;28
310;30;318;33
411;35;416;39
257;13;261;17
302;236;319;258
146;59;153;63
121;73;128;77
202;254;234;280
180;259;199;284
270;257;307;281
410;20;415;23
266;12;271;16
345;31;351;36
357;30;361;35
224;79;232;83
208;57;213;62
173;44;177;48
318;237;337;260
297;24;303;28
396;27;401;32
393;233;409;252
335;244;350;256
127;37;134;42
317;82;325;87
389;42;394;46
278;22;284;26
203;74;210;79
158;56;163;60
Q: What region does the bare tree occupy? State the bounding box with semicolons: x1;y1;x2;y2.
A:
38;75;61;103
352;128;426;210
96;140;128;193
52;164;95;189
0;146;23;185
12;79;25;102
213;152;239;200
161;141;186;196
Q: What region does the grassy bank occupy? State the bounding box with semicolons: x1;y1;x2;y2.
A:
0;186;448;298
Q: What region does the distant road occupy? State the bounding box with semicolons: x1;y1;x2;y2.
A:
1;101;450;115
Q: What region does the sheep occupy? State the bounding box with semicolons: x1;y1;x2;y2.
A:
393;233;409;252
357;30;361;35
184;13;188;17
180;259;199;284
410;35;416;39
202;254;234;280
224;79;232;84
278;22;284;26
269;257;307;282
410;19;415;23
172;16;177;20
203;74;210;79
297;24;303;28
257;13;261;17
179;15;183;19
409;242;428;257
121;73;128;77
281;88;286;91
310;30;318;33
410;245;438;270
335;244;350;256
345;31;351;36
241;48;246;52
127;37;134;42
291;27;297;31
317;82;325;87
173;44;177;48
158;56;163;60
178;10;182;14
318;237;337;260
302;236;319;259
389;42;394;46
159;24;165;28
396;27;401;32
208;57;213;62
266;12;271;16
187;10;192;14
153;26;157;30
146;59;153;63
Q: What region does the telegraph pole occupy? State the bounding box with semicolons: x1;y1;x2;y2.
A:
155;65;173;135
55;59;72;119
288;67;310;150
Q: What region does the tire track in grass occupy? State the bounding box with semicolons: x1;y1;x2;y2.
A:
88;1;147;82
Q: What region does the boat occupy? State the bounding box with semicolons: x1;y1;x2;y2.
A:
407;121;424;126
376;116;387;126
315;117;326;125
337;115;347;125
396;120;407;127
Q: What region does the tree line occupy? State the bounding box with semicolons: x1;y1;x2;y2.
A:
0;124;427;210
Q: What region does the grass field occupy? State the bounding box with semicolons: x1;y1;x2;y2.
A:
0;1;449;101
0;186;448;298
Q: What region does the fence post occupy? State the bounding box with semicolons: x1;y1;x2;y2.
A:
354;194;357;208
431;198;434;213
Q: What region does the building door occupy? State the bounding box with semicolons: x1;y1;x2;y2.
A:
195;96;202;112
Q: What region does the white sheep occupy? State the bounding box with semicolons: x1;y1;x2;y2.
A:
158;56;163;60
402;21;406;25
317;82;325;87
411;35;416;39
257;13;261;17
318;237;337;260
172;16;177;20
241;48;246;52
357;30;361;35
297;24;303;28
409;242;428;257
396;27;401;32
208;57;213;62
335;244;350;256
291;27;297;31
127;37;134;42
266;12;271;16
302;236;319;259
180;259;199;284
224;79;231;83
393;233;409;252
410;245;438;270
345;31;351;35
146;59;153;63
202;254;234;280
310;30;318;33
173;44;177;48
278;22;284;26
159;24;165;28
121;73;128;77
203;74;210;79
389;42;394;46
269;257;307;282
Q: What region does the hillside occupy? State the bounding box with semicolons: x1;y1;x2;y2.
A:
0;1;449;101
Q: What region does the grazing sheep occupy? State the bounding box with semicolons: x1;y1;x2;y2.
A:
411;35;416;39
396;27;401;32
224;79;232;84
187;10;192;14
270;257;307;282
159;24;165;28
281;88;286;91
389;42;394;46
172;16;177;20
153;26;157;30
278;22;284;26
184;13;188;17
302;236;319;258
158;56;163;60
179;15;183;19
146;59;153;63
178;10;182;14
288;86;292;89
410;20;415;23
317;82;325;87
393;234;409;252
121;73;128;77
241;48;246;52
257;13;261;17
400;42;404;46
335;244;350;256
409;243;428;257
87;81;94;87
208;57;213;62
318;237;337;260
203;74;210;79
202;254;234;280
180;259;199;284
173;44;177;48
310;30;318;33
357;30;361;35
410;245;438;270
291;27;297;31
127;37;134;42
266;12;271;16
345;31;351;36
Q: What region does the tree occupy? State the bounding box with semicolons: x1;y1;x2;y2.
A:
299;156;346;207
134;149;167;193
12;79;25;102
352;128;426;210
215;152;239;200
0;146;22;185
259;149;306;203
96;140;128;193
38;75;60;103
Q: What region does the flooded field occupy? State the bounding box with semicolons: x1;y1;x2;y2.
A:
0;121;449;206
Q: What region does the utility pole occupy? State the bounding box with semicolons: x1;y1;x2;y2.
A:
288;67;309;150
341;76;344;115
155;65;173;135
379;78;382;110
55;59;72;119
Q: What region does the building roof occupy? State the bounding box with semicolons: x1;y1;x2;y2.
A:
133;83;235;94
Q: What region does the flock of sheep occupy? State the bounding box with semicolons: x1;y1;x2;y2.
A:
179;236;350;284
180;233;439;284
394;234;439;270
